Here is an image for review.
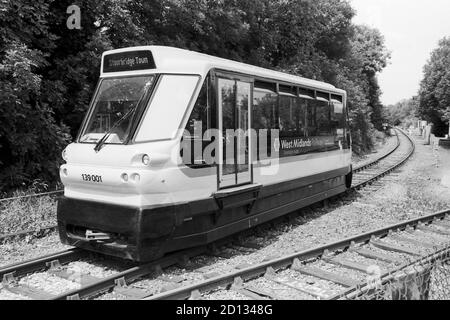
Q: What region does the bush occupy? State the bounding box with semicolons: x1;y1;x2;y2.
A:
0;184;57;235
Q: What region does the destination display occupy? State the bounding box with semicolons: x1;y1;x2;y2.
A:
103;50;156;73
278;136;340;157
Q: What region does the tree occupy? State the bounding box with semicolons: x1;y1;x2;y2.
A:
347;25;390;132
0;0;393;191
0;0;71;190
386;98;419;128
418;37;450;137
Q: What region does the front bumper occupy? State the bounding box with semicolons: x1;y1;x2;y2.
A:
57;196;180;261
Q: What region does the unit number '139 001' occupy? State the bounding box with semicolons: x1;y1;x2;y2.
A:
81;174;103;183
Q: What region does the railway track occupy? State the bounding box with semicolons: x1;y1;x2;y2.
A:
0;129;419;300
351;129;414;190
144;209;450;300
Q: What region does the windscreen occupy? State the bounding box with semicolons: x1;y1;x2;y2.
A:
80;76;155;144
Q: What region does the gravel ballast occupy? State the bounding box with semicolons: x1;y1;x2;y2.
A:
1;134;450;300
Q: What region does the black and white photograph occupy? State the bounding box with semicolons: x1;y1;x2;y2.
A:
1;0;450;305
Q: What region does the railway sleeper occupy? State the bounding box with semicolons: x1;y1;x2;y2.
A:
291;262;358;288
265;273;329;300
350;247;403;264
417;225;450;237
113;277;151;300
3;282;55;300
49;268;100;286
323;256;384;274
388;234;440;251
432;220;450;230
408;229;450;244
370;239;422;256
231;277;271;300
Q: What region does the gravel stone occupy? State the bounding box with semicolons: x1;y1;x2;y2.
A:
0;233;70;268
315;261;367;282
19;273;80;295
246;277;315;300
206;289;251;300
3;134;450;300
0;288;32;300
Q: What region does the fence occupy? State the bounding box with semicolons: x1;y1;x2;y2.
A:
341;245;450;300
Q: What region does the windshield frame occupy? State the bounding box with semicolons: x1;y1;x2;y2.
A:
76;74;159;145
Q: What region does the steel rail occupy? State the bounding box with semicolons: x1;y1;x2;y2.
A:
0;248;85;280
353;131;400;173
0;226;58;244
1;129;416;300
0;190;63;203
145;209;450;300
50;246;208;300
351;129;415;190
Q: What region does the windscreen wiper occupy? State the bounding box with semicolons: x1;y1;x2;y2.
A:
93;80;152;152
94;105;137;152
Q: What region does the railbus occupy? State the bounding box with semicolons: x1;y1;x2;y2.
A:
57;46;352;261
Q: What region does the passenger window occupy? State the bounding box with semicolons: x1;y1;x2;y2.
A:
279;95;305;138
296;98;308;137
331;95;348;149
253;82;278;159
307;100;331;137
253;91;277;130
185;76;210;138
181;76;214;167
331;102;345;138
316;101;331;136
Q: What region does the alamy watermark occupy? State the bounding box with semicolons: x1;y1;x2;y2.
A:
66;4;81;30
173;122;282;176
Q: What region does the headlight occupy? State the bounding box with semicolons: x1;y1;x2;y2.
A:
131;173;140;183
142;154;150;166
62;149;68;162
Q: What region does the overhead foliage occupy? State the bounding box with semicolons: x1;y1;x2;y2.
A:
418;37;450;136
0;0;389;191
386;98;419;128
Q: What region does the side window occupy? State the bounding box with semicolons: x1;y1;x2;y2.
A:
182;76;213;167
331;94;348;149
253;82;278;131
331;95;345;138
307;101;317;137
185;76;210;138
253;81;278;159
296;98;308;137
305;90;352;153
279;95;304;138
307;91;331;138
315;100;331;136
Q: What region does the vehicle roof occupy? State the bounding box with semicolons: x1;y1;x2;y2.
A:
101;46;345;95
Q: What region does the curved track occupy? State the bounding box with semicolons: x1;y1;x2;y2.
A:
351;129;415;190
0;129;419;300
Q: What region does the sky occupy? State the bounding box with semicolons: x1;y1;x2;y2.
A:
350;0;450;105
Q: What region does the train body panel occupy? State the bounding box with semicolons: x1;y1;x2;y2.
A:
57;46;352;261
